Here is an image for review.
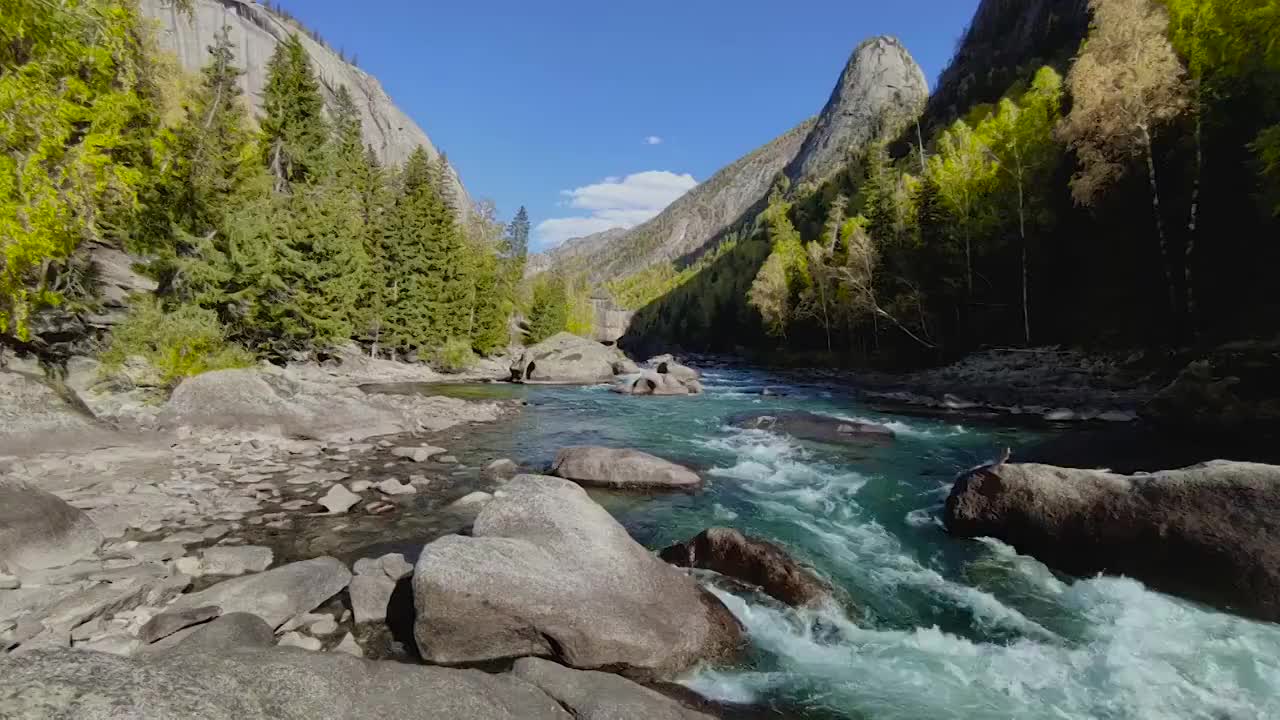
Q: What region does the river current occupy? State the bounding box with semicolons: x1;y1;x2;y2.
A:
414;366;1280;720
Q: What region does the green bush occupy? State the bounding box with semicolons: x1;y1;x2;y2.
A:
428;337;476;374
101;297;254;388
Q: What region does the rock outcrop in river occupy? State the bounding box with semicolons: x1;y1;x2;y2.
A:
733;411;895;446
660;527;837;609
510;332;631;384
412;475;743;679
944;460;1280;622
551;447;702;490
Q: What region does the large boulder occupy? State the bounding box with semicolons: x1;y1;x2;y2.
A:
611;371;702;396
645;354;700;382
550;446;701;490
510;332;622;384
944;460;1280;622
413;475;742;680
0;614;571;720
732;411;894;446
512;657;715;720
162;367;405;441
1143;340;1280;441
659;528;836;609
0;478;102;573
166;557;351;630
0;371;96;444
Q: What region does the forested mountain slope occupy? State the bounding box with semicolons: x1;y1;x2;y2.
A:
621;0;1280;361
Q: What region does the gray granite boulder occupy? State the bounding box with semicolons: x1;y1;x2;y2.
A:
0;478;102;572
550;446;701;490
0;614;570;719
945;460;1280;622
413;475;742;680
511;333;621;384
166;557;351;629
512;657;715;720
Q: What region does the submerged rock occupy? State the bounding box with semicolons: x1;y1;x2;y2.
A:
612;370;702;396
944;460;1280;622
511;657;715;720
510;332;622;384
413;475;742;680
732;411;894;446
659;527;836;609
0;614;571;719
550;446;702;490
0;478;103;573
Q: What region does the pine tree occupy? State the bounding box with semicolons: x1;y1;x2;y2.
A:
526;274;569;343
261;34;328;191
147;26;261;295
505;206;531;264
382;148;470;352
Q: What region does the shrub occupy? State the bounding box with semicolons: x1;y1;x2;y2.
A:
429;337;476;374
101;297;254;388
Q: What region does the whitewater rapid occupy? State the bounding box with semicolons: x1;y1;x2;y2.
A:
684;423;1280;720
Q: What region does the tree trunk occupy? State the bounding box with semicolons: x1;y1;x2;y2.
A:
916;120;928;176
1185;81;1202;332
1140;125;1178;324
1017;175;1030;345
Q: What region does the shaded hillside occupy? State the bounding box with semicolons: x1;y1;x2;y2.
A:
923;0;1091;132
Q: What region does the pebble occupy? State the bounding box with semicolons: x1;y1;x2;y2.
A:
333;632;363;657
202;524;230;540
437;455;458;464
376;478;415;496
318;484;360;514
391;446;446;463
161;531;205;546
349;480;373;493
277;631;322;651
379;553;412;581
199;545;273;576
309;617;339;636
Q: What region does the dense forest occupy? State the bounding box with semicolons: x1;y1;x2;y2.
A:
0;0;598;381
620;0;1280;363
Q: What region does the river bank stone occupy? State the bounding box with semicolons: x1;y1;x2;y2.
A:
0;614;572;719
550;446;701;490
944;460;1280;622
512;657;715;720
659;527;836;609
413;475;742;680
166;557;351;629
0;478;103;573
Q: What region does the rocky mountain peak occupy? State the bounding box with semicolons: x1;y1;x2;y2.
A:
785;36;928;186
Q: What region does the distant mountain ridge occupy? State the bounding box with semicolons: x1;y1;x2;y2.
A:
532;35;927;285
141;0;469;210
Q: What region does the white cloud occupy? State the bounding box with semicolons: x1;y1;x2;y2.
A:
644;135;663;145
534;170;697;249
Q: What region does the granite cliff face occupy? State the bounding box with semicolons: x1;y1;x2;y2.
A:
540;35;925;287
141;0;468;208
785;36;928;186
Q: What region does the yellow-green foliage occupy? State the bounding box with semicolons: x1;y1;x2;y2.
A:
564;274;594;337
428;337;476;373
1;0;159;340
101;297;253;387
606;239;740;311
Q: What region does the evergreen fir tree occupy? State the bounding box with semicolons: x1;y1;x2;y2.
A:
261;34;328;191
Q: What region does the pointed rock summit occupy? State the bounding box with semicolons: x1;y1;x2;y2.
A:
786;36;928;185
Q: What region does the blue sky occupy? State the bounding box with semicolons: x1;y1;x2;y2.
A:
275;0;982;250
